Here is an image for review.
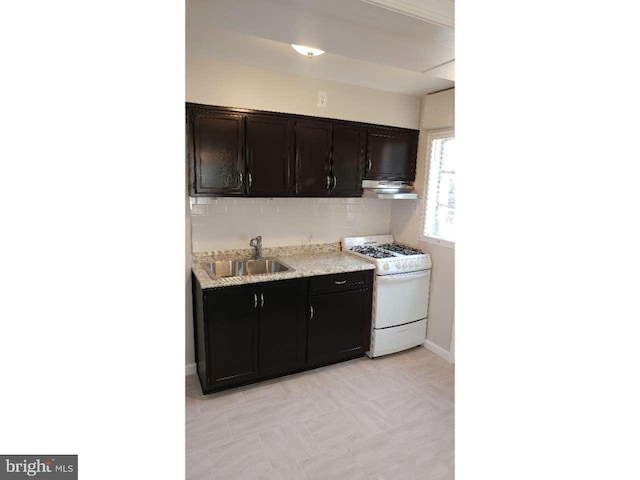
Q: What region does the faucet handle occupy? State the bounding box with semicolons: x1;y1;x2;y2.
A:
250;236;262;247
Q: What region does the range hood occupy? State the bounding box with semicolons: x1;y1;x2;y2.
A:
362;180;418;200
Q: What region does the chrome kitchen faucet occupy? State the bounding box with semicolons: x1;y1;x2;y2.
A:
250;236;263;259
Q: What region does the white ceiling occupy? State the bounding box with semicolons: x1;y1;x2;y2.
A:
186;0;455;96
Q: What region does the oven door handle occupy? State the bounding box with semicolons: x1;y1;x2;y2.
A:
376;270;430;283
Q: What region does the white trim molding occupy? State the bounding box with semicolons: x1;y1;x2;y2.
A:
421;128;455;248
186;363;197;376
359;0;454;28
424;339;454;363
422;236;455;249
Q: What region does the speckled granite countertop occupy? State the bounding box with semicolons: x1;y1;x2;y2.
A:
191;243;375;289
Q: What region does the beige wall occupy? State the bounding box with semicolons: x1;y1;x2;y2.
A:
390;89;455;359
185;56;423;369
186;55;421;129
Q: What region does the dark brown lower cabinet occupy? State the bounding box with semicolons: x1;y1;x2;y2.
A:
192;270;373;394
257;279;306;377
307;273;373;366
307;289;368;364
193;277;306;393
197;282;259;390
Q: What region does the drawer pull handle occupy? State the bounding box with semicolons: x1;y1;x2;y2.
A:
310;306;314;319
254;293;257;308
334;280;347;285
260;293;264;308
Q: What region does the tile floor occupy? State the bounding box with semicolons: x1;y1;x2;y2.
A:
186;346;454;480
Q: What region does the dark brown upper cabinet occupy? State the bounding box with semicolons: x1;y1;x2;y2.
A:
189;107;245;196
330;124;365;197
186;103;420;197
294;120;332;196
365;127;418;181
245;114;294;196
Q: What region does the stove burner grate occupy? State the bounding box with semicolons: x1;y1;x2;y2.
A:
377;243;425;256
350;246;395;259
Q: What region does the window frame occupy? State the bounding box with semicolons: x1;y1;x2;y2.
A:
421;128;455;249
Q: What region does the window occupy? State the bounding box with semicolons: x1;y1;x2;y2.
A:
423;129;455;247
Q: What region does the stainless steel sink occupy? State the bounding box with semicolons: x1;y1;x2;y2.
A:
201;258;294;279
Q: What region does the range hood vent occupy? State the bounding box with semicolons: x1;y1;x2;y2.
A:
362;180;418;200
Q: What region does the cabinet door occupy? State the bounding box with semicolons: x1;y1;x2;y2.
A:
204;286;258;387
331;124;365;197
246;115;293;196
365;127;418;181
307;289;368;365
258;279;306;376
190;108;245;195
295;120;332;196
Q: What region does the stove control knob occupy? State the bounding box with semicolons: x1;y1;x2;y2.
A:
383;262;390;271
402;260;407;268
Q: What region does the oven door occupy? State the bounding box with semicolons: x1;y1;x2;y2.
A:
374;270;431;329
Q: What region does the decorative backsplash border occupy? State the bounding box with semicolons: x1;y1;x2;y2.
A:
192;242;342;262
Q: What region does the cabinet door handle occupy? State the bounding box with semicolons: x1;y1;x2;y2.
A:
310;305;314;319
326;175;331;190
332;175;337;190
367;158;372;173
254;293;258;309
334;280;347;285
294;149;300;195
260;293;264;308
239;172;244;188
247;147;253;190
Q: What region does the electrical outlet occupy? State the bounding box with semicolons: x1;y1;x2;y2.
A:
302;232;313;244
317;91;327;107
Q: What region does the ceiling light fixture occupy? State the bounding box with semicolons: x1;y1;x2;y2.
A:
291;44;325;58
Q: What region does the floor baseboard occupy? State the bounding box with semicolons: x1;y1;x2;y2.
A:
424;339;454;364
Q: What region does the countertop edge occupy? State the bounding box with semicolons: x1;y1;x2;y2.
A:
191;252;375;290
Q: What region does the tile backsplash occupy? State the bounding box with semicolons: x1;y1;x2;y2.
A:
189;197;392;252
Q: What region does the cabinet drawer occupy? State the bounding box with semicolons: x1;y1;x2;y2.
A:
308;271;367;295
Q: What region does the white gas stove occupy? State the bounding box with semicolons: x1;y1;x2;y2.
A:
342;234;432;274
342;235;432;358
